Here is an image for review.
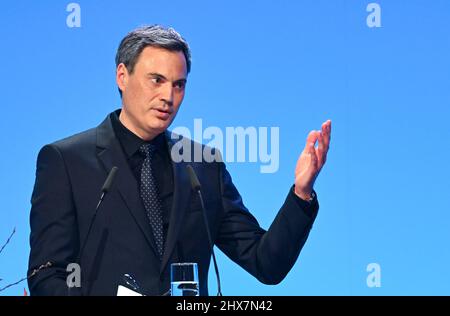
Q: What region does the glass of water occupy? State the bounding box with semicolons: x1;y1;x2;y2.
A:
170;262;199;296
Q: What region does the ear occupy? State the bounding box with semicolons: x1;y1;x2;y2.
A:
116;63;128;93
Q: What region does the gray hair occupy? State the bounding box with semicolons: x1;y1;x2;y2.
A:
115;25;191;96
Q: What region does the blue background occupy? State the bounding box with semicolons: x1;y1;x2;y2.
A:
0;0;449;295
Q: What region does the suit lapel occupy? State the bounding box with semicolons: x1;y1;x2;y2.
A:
160;131;191;274
96;115;160;258
96;116;192;273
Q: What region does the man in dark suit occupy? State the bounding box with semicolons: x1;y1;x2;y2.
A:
28;25;331;296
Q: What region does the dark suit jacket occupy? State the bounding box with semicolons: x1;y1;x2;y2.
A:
28;112;319;296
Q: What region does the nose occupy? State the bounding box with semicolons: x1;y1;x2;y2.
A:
160;82;174;107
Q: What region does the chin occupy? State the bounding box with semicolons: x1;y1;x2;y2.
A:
148;119;171;134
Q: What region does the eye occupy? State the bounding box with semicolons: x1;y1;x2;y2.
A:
151;77;163;84
174;81;186;90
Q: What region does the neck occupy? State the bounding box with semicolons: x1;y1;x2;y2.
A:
118;108;158;141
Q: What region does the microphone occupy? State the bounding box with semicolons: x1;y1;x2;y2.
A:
186;165;222;296
72;166;118;294
98;166;119;210
77;166;118;263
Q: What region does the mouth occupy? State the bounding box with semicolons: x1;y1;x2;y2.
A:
152;108;172;120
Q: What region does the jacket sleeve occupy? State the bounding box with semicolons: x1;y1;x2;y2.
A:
28;144;80;296
215;161;319;285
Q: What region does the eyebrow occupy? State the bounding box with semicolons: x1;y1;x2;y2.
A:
147;72;187;84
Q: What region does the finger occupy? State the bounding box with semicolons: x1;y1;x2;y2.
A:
317;131;326;168
307;133;318;158
309;140;319;169
304;130;319;151
321;121;328;135
322;120;331;151
320;122;328;150
322;120;331;133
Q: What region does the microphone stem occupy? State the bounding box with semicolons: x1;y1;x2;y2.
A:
197;190;222;296
77;191;104;263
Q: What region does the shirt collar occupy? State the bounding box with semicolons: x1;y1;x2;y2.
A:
110;109;166;159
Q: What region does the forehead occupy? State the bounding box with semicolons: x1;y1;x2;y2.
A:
134;46;187;78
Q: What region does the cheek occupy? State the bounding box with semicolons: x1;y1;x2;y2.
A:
134;81;153;100
174;91;185;107
147;90;162;106
127;84;146;108
172;99;183;115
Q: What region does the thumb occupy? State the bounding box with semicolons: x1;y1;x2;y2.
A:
304;130;318;152
308;141;318;167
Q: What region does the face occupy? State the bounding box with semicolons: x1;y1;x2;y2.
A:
116;46;188;140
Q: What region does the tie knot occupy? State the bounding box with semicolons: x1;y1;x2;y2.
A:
139;143;156;159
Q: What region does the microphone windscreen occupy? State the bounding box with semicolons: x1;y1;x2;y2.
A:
101;166;118;193
186;165;201;191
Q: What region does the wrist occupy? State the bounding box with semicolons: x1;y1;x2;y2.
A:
294;186;313;201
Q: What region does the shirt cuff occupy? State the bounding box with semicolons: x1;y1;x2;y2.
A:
290;185;319;219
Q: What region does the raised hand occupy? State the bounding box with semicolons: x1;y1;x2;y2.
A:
294;120;332;200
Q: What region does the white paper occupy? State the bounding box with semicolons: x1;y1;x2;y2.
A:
116;285;144;296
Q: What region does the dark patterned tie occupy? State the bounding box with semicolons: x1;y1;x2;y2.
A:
139;143;164;259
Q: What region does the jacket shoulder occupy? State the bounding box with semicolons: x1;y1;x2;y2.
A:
35;127;98;168
51;127;97;151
